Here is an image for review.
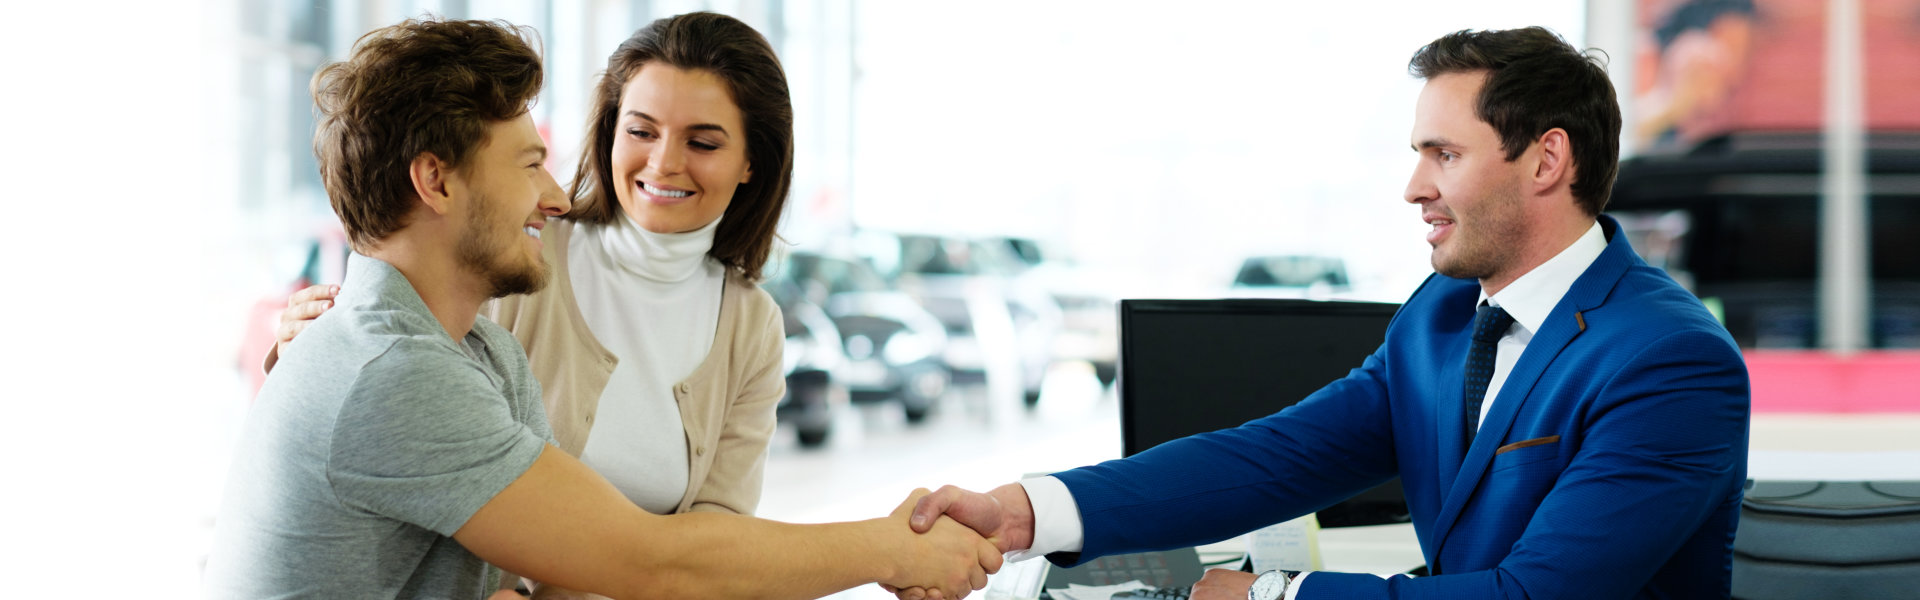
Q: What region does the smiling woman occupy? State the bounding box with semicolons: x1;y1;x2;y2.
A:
474;13;800;595
567;11;794;279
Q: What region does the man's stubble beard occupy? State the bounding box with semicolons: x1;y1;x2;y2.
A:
456;190;549;299
1431;180;1529;282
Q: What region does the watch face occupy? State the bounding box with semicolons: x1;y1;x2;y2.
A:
1248;571;1287;600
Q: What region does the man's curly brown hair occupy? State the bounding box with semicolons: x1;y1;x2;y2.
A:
311;18;544;251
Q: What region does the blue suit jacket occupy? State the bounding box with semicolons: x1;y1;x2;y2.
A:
1052;216;1750;598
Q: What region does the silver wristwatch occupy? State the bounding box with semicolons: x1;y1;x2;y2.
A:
1248;570;1293;600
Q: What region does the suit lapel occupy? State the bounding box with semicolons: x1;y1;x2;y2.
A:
1433;299;1474;503
1429;305;1585;546
1424;216;1638;571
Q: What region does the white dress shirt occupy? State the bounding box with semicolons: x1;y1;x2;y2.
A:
570;214;725;515
1474;221;1607;428
1014;222;1609;598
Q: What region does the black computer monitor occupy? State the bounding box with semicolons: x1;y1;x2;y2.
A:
1117;298;1410;528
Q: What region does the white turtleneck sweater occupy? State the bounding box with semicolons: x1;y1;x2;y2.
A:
569;214;726;515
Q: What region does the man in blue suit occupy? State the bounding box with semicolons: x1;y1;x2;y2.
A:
892;27;1749;600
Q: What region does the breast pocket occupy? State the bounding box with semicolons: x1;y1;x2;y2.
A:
1473;435;1569;534
1490;435;1563;474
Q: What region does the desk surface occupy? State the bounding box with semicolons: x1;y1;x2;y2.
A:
1196;522;1424;578
1750;413;1920;480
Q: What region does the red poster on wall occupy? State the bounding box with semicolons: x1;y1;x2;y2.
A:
1633;0;1920;152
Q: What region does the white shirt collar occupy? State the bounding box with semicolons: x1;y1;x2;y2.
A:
1478;221;1606;334
596;212;722;283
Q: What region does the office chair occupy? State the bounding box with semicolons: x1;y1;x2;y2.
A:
1731;480;1920;600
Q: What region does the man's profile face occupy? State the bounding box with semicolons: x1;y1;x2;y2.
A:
451;112;565;298
1404;71;1530;284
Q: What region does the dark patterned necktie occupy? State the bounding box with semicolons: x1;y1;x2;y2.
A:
1464;304;1514;448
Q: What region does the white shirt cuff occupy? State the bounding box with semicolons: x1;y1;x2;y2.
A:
1009;478;1310;599
1281;571;1312;599
1003;476;1084;562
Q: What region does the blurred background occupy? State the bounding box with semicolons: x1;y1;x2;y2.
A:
3;0;1915;596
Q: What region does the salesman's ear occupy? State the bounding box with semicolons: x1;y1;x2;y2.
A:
409;152;456;216
1530;128;1573;195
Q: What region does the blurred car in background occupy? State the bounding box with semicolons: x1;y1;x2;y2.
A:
986;236;1119;386
770;249;952;423
1228;255;1352;299
824;291;951;422
881;234;1064;406
763;281;847;447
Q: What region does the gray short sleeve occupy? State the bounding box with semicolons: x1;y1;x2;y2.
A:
328;338;549;536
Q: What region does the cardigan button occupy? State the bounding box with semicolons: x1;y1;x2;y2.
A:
676;383;689;395
695;445;705;457
584;413;594;424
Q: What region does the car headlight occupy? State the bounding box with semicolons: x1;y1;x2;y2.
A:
782;334;808;375
884;330;937;365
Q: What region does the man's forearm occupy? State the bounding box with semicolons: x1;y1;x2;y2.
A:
452;447;877;598
613;514;899;599
457;447;986;600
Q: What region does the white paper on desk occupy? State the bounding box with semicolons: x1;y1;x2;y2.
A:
982;555;1049;600
1249;514;1323;573
1050;580;1150;600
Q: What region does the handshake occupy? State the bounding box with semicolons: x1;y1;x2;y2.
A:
877;484;1037;600
880;483;1260;600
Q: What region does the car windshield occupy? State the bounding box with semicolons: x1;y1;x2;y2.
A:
1234;256;1350;288
788;254;890;295
896;236;1016;276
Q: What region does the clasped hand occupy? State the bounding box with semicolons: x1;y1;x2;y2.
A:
883;485;1256;600
881;489;1005;600
884;484;1035;600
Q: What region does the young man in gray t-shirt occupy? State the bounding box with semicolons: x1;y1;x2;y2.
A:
204;18;999;600
208;253;555;597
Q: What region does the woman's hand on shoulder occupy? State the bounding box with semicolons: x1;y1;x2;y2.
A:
273;284;339;362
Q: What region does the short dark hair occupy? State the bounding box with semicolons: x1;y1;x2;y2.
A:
567;11;794;281
311;18;544;250
1409;27;1621;216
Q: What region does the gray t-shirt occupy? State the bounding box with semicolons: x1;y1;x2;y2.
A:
206;254;554;599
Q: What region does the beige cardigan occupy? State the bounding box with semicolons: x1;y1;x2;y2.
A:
484;218;784;516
